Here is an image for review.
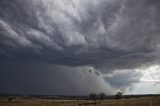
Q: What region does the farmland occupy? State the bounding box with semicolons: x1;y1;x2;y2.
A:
0;95;160;106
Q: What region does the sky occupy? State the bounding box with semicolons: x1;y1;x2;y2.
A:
0;0;160;95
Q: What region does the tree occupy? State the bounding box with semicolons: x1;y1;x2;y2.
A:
89;93;98;103
99;92;106;100
115;92;123;99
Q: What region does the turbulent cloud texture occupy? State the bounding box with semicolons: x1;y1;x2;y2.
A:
0;0;160;68
0;0;160;95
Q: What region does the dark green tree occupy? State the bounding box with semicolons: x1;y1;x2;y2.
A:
115;92;123;99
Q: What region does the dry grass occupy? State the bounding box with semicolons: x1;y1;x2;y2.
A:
0;97;160;106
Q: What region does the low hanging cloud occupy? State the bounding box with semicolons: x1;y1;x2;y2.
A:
0;0;160;95
0;0;160;69
104;70;142;89
0;61;114;95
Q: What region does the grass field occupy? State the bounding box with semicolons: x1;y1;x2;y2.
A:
0;96;160;106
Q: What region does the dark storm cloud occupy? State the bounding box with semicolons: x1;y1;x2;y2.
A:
1;0;160;95
0;0;160;70
0;61;113;95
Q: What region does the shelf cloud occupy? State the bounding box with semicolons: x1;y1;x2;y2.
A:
0;0;160;95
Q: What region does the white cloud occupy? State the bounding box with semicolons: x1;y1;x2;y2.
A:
136;65;160;82
128;82;160;94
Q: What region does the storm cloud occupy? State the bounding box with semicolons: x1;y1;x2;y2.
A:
0;0;160;95
0;0;159;68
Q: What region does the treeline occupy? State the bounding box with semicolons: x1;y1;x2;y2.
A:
1;92;160;101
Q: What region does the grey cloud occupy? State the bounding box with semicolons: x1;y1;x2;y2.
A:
105;70;142;90
1;0;160;95
0;61;114;95
0;0;160;70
